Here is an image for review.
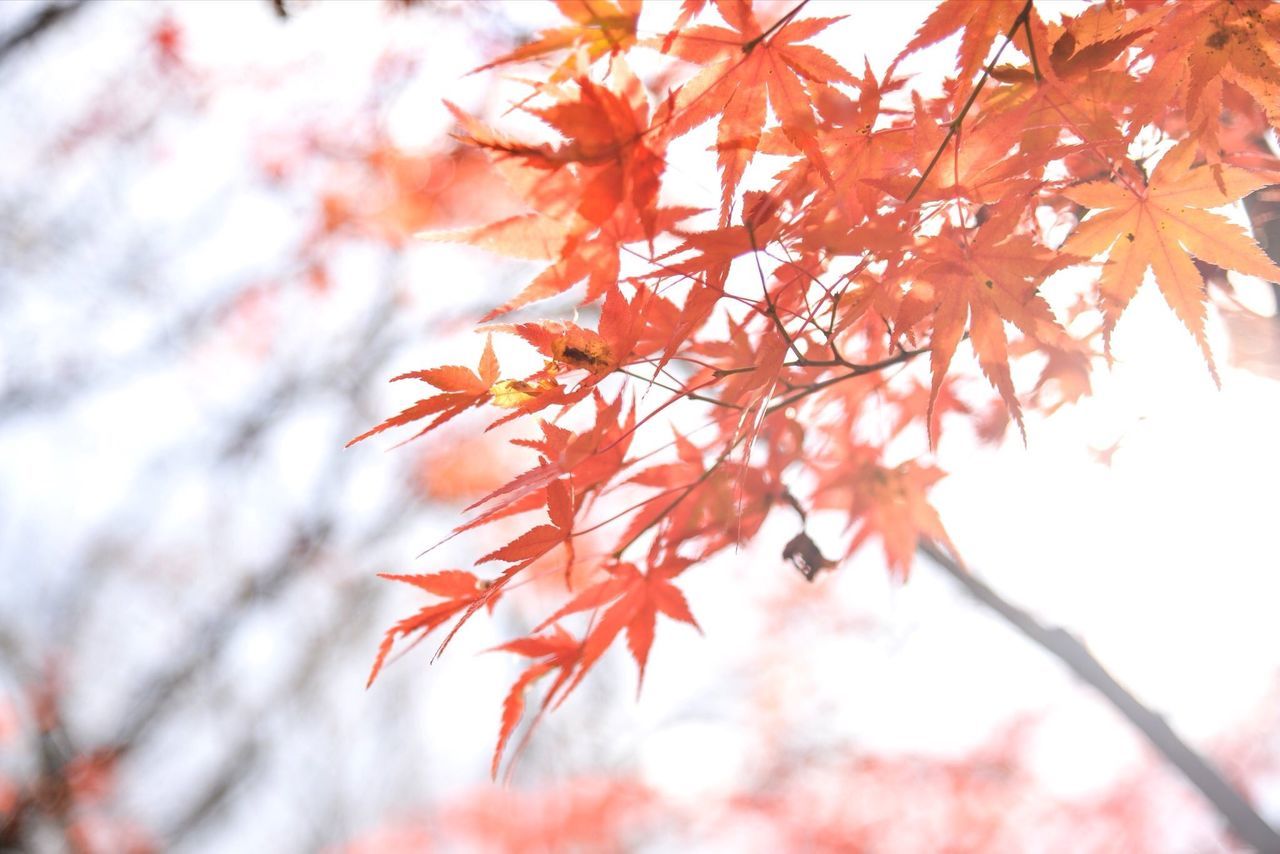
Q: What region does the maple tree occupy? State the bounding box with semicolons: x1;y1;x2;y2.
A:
345;0;1280;841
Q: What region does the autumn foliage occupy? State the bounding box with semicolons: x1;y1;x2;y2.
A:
351;0;1280;776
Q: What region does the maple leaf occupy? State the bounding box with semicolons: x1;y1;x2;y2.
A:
1061;140;1280;380
490;377;558;408
441;67;680;318
473;0;642;82
812;440;955;579
425;479;579;663
899;205;1070;444
366;570;490;688
491;627;584;778
888;377;972;439
852;457;953;577
696;312;789;408
1024;343;1093;415
987;55;1137;167
425;210;574;264
759;60;909;233
660;0;851;223
618;431;778;563
888;93;1045;206
535;558;699;692
451;392;633;545
1137;1;1280;131
901;0;1025;92
468;212;673;319
507;283;649;382
346;335;503;447
474;479;575;572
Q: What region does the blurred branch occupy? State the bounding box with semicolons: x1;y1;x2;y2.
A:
0;625;32;680
160;582;379;846
37;258;396;740
920;540;1280;852
107;520;332;753
0;0;86;68
98;278;401;749
162;735;260;846
0;288;494;420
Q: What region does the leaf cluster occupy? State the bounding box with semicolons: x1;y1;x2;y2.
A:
353;0;1280;776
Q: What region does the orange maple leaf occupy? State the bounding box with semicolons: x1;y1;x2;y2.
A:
900;205;1069;444
1061;140;1280;381
346;335;502;446
813;441;955;579
535;558;700;691
472;0;641;82
886;92;1045;207
476;479;575;568
507;283;650;382
901;0;1025;92
366;570;491;688
349;335;567;447
490;627;584;778
986;13;1142;165
1138;1;1280;130
442;66;679;318
661;0;851;223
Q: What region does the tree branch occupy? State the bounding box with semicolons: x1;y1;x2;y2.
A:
919;540;1280;852
0;1;86;69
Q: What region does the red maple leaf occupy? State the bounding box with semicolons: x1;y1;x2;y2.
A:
661;0;852;223
366;570;491;688
535;557;700;691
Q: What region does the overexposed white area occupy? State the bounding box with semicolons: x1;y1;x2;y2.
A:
0;1;1277;852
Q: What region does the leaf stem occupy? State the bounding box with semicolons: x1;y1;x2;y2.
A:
766;346;928;413
619;368;742;410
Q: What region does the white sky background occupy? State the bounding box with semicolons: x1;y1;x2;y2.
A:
0;0;1278;851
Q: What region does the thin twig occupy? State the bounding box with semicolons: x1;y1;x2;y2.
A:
619;368;742;410
747;223;806;362
904;0;1035;205
609;441;744;559
743;0;811;54
1022;12;1043;83
765;345;928;413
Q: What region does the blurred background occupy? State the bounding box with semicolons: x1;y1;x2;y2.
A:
1;1;1278;851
